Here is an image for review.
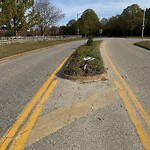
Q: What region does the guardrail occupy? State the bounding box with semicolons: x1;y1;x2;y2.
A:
0;36;81;45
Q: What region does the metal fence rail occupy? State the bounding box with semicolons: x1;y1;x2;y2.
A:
0;36;80;45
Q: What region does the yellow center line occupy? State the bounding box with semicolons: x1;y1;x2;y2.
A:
0;75;54;150
11;80;57;150
103;42;150;128
0;51;73;150
24;89;117;147
114;80;150;150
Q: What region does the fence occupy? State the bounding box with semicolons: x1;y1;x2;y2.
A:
0;36;80;44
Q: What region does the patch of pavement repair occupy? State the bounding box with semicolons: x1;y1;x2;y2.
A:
24;41;143;149
24;77;118;148
25;100;143;150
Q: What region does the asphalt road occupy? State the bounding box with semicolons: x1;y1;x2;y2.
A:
105;38;150;116
0;38;150;150
25;38;149;150
0;40;86;137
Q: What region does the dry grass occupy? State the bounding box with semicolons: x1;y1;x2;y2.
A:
0;38;83;59
134;41;150;50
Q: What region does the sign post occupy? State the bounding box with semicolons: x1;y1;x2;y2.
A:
142;8;146;38
99;29;103;38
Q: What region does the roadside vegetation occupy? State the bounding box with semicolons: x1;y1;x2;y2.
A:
63;40;104;77
1;1;150;38
0;0;64;36
0;38;83;59
134;41;150;50
62;5;150;37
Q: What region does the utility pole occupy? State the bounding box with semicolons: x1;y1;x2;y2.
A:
77;13;79;37
142;8;146;38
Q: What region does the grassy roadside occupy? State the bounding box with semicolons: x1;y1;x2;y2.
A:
0;38;84;59
134;41;150;50
63;40;104;76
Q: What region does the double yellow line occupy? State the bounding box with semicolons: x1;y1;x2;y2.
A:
0;51;73;150
103;42;150;150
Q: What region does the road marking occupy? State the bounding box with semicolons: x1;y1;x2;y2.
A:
24;89;117;147
0;74;54;150
103;42;150;128
11;80;57;150
0;51;73;150
114;80;150;150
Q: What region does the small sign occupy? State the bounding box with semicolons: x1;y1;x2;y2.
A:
99;29;103;34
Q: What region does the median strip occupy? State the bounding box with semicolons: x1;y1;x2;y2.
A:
0;51;73;150
62;40;106;82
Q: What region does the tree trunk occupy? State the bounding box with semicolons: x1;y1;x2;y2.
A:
13;30;18;36
40;26;44;36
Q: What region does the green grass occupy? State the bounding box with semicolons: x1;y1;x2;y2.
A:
64;41;104;76
134;41;150;50
0;38;84;59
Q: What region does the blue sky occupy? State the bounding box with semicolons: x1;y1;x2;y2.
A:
51;0;150;26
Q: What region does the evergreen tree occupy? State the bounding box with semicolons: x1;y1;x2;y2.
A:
121;4;143;36
103;4;144;36
0;0;38;35
66;19;77;35
79;9;101;36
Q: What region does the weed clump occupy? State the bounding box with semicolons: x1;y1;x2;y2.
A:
87;36;93;46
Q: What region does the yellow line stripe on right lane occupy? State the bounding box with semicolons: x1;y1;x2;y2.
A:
114;80;150;150
103;42;150;128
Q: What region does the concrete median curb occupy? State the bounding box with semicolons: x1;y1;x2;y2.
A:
61;70;107;83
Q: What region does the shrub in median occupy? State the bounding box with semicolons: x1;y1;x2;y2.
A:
87;36;93;46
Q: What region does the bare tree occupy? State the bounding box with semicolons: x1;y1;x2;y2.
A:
35;0;65;35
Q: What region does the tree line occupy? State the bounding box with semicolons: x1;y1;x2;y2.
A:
61;4;150;37
101;4;150;37
0;2;150;37
0;0;64;36
60;9;101;36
